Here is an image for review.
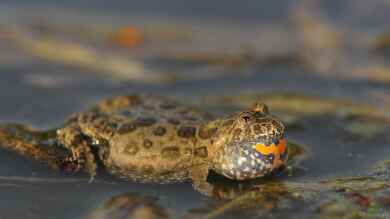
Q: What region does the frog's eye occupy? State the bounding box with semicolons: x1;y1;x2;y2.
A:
239;112;252;123
241;116;250;123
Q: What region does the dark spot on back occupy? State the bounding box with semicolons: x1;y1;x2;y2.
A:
255;118;270;124
253;124;262;135
153;126;167;136
177;126;196;138
96;118;107;126
194;146;208;158
79;113;98;124
161;146;180;160
118;123;136;134
183;148;192;156
134;117;157;127
143;139;153;149
91;116;117;135
198;127;217;139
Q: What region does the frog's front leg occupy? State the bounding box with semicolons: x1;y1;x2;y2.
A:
189;165;216;196
56;122;98;180
190;165;253;199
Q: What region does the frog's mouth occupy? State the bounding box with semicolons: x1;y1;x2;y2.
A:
254;137;288;168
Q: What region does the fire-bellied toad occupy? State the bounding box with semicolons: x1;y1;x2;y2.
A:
1;94;287;194
56;94;287;193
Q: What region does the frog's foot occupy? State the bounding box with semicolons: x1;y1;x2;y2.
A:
57;124;98;181
62;141;97;181
190;165;216;197
192;179;215;197
190;166;253;199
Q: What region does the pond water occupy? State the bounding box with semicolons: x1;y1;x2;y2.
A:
0;1;389;218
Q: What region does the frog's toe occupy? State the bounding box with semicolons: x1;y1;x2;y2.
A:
80;141;98;180
61;141;98;180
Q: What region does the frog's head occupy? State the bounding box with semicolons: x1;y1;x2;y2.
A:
213;103;287;180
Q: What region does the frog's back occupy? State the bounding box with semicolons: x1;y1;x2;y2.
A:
77;95;213;183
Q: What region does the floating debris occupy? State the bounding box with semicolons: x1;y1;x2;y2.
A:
110;25;145;48
374;32;390;51
370;160;390;181
196;175;389;219
343;116;390;141
5;29;171;83
355;67;390;83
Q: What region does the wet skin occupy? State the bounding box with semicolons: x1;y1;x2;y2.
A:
1;94;288;195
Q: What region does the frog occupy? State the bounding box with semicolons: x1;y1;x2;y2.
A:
0;94;287;195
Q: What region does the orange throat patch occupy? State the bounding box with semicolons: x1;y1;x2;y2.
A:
255;138;287;168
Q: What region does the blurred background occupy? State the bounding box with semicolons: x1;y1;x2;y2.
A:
0;0;389;218
1;0;390;111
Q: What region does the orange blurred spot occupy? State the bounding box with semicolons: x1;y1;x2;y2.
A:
111;26;145;48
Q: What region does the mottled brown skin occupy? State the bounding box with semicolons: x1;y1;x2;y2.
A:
55;94;287;194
